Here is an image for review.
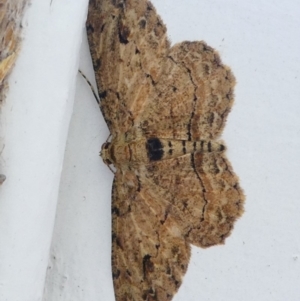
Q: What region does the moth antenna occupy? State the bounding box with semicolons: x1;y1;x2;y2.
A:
79;69;100;105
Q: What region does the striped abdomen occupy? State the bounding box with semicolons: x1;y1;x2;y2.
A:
101;137;225;166
146;138;225;162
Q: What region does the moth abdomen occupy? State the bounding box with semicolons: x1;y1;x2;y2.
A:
146;138;226;162
146;138;164;161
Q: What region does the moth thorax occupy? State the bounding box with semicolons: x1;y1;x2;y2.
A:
100;141;135;166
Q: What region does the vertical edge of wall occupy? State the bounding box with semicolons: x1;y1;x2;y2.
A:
0;1;89;300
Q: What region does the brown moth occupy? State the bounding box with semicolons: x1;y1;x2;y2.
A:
86;0;245;300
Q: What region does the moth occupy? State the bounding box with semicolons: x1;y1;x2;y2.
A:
86;0;245;300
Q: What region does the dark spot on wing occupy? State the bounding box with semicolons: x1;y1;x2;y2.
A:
207;112;214;125
139;19;146;29
112;206;120;216
143;255;154;278
112;269;120;279
86;24;94;33
94;58;101;71
118;21;130;44
99;90;107;99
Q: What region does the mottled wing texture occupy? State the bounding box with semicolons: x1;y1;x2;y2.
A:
87;0;244;301
138;42;235;140
87;0;234;140
111;152;244;301
87;0;169;136
141;152;244;248
112;169;191;301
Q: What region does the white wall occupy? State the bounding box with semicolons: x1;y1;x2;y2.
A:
0;1;88;300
